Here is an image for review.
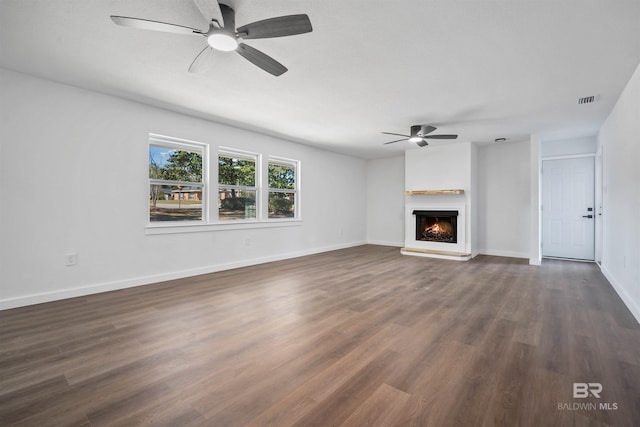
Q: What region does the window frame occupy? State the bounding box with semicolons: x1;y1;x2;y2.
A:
148;134;208;226
267;156;300;220
145;137;302;235
217;147;261;222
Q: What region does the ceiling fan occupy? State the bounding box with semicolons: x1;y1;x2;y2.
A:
110;0;312;76
382;125;458;147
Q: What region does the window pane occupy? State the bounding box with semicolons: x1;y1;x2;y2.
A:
150;184;203;222
268;162;295;189
269;192;295;218
219;189;257;220
218;156;256;186
149;145;202;182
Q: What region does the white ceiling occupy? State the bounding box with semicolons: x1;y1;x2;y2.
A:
1;0;640;159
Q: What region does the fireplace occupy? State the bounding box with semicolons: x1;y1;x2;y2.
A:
414;210;457;243
404;202;469;260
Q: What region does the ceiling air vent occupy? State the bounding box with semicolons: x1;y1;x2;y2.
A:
578;95;598;105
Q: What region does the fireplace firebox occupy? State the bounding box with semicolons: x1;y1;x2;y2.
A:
413;210;458;243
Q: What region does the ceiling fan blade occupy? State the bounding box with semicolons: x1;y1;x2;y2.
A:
418;125;437;136
193;0;224;27
384;138;408;145
237;14;312;39
424;134;458;139
381;132;410;138
188;46;213;73
111;16;202;35
237;43;287;76
416;139;429;147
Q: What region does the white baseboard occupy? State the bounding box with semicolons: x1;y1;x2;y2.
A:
0;241;367;311
600;265;640;324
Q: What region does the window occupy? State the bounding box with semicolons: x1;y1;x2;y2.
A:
218;150;258;221
268;158;298;219
146;135;300;232
149;135;206;223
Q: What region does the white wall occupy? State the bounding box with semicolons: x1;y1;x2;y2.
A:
365;156;404;246
374;142;531;258
371;142;533;259
0;69;367;309
476;141;531;259
405;143;471;192
541;135;597;157
470;143;479;256
529;135;542;265
598;63;640;323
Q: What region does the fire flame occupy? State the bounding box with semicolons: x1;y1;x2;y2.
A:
428;223;444;233
424;221;452;235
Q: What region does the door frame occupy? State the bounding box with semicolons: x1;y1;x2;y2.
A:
541;153;596;261
594;149;603;266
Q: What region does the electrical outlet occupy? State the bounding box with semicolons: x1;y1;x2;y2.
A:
65;253;78;266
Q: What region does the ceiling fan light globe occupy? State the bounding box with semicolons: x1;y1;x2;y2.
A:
409;136;423;143
207;33;238;51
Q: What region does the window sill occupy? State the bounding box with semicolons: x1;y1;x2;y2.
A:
145;219;302;235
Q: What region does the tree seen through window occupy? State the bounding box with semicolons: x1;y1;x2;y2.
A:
268;161;297;218
218;154;257;220
149;143;204;222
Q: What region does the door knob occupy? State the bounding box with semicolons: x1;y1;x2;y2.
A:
582;215;593;218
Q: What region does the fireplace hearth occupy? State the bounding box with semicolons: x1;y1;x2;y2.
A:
413;210;458;243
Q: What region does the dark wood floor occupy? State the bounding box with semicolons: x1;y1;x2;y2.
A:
1;245;639;426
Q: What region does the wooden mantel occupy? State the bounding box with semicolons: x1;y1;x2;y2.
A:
405;189;465;196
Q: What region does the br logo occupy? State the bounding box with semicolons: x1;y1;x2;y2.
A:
573;383;602;398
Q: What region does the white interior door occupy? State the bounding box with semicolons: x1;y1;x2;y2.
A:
542;157;595;260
